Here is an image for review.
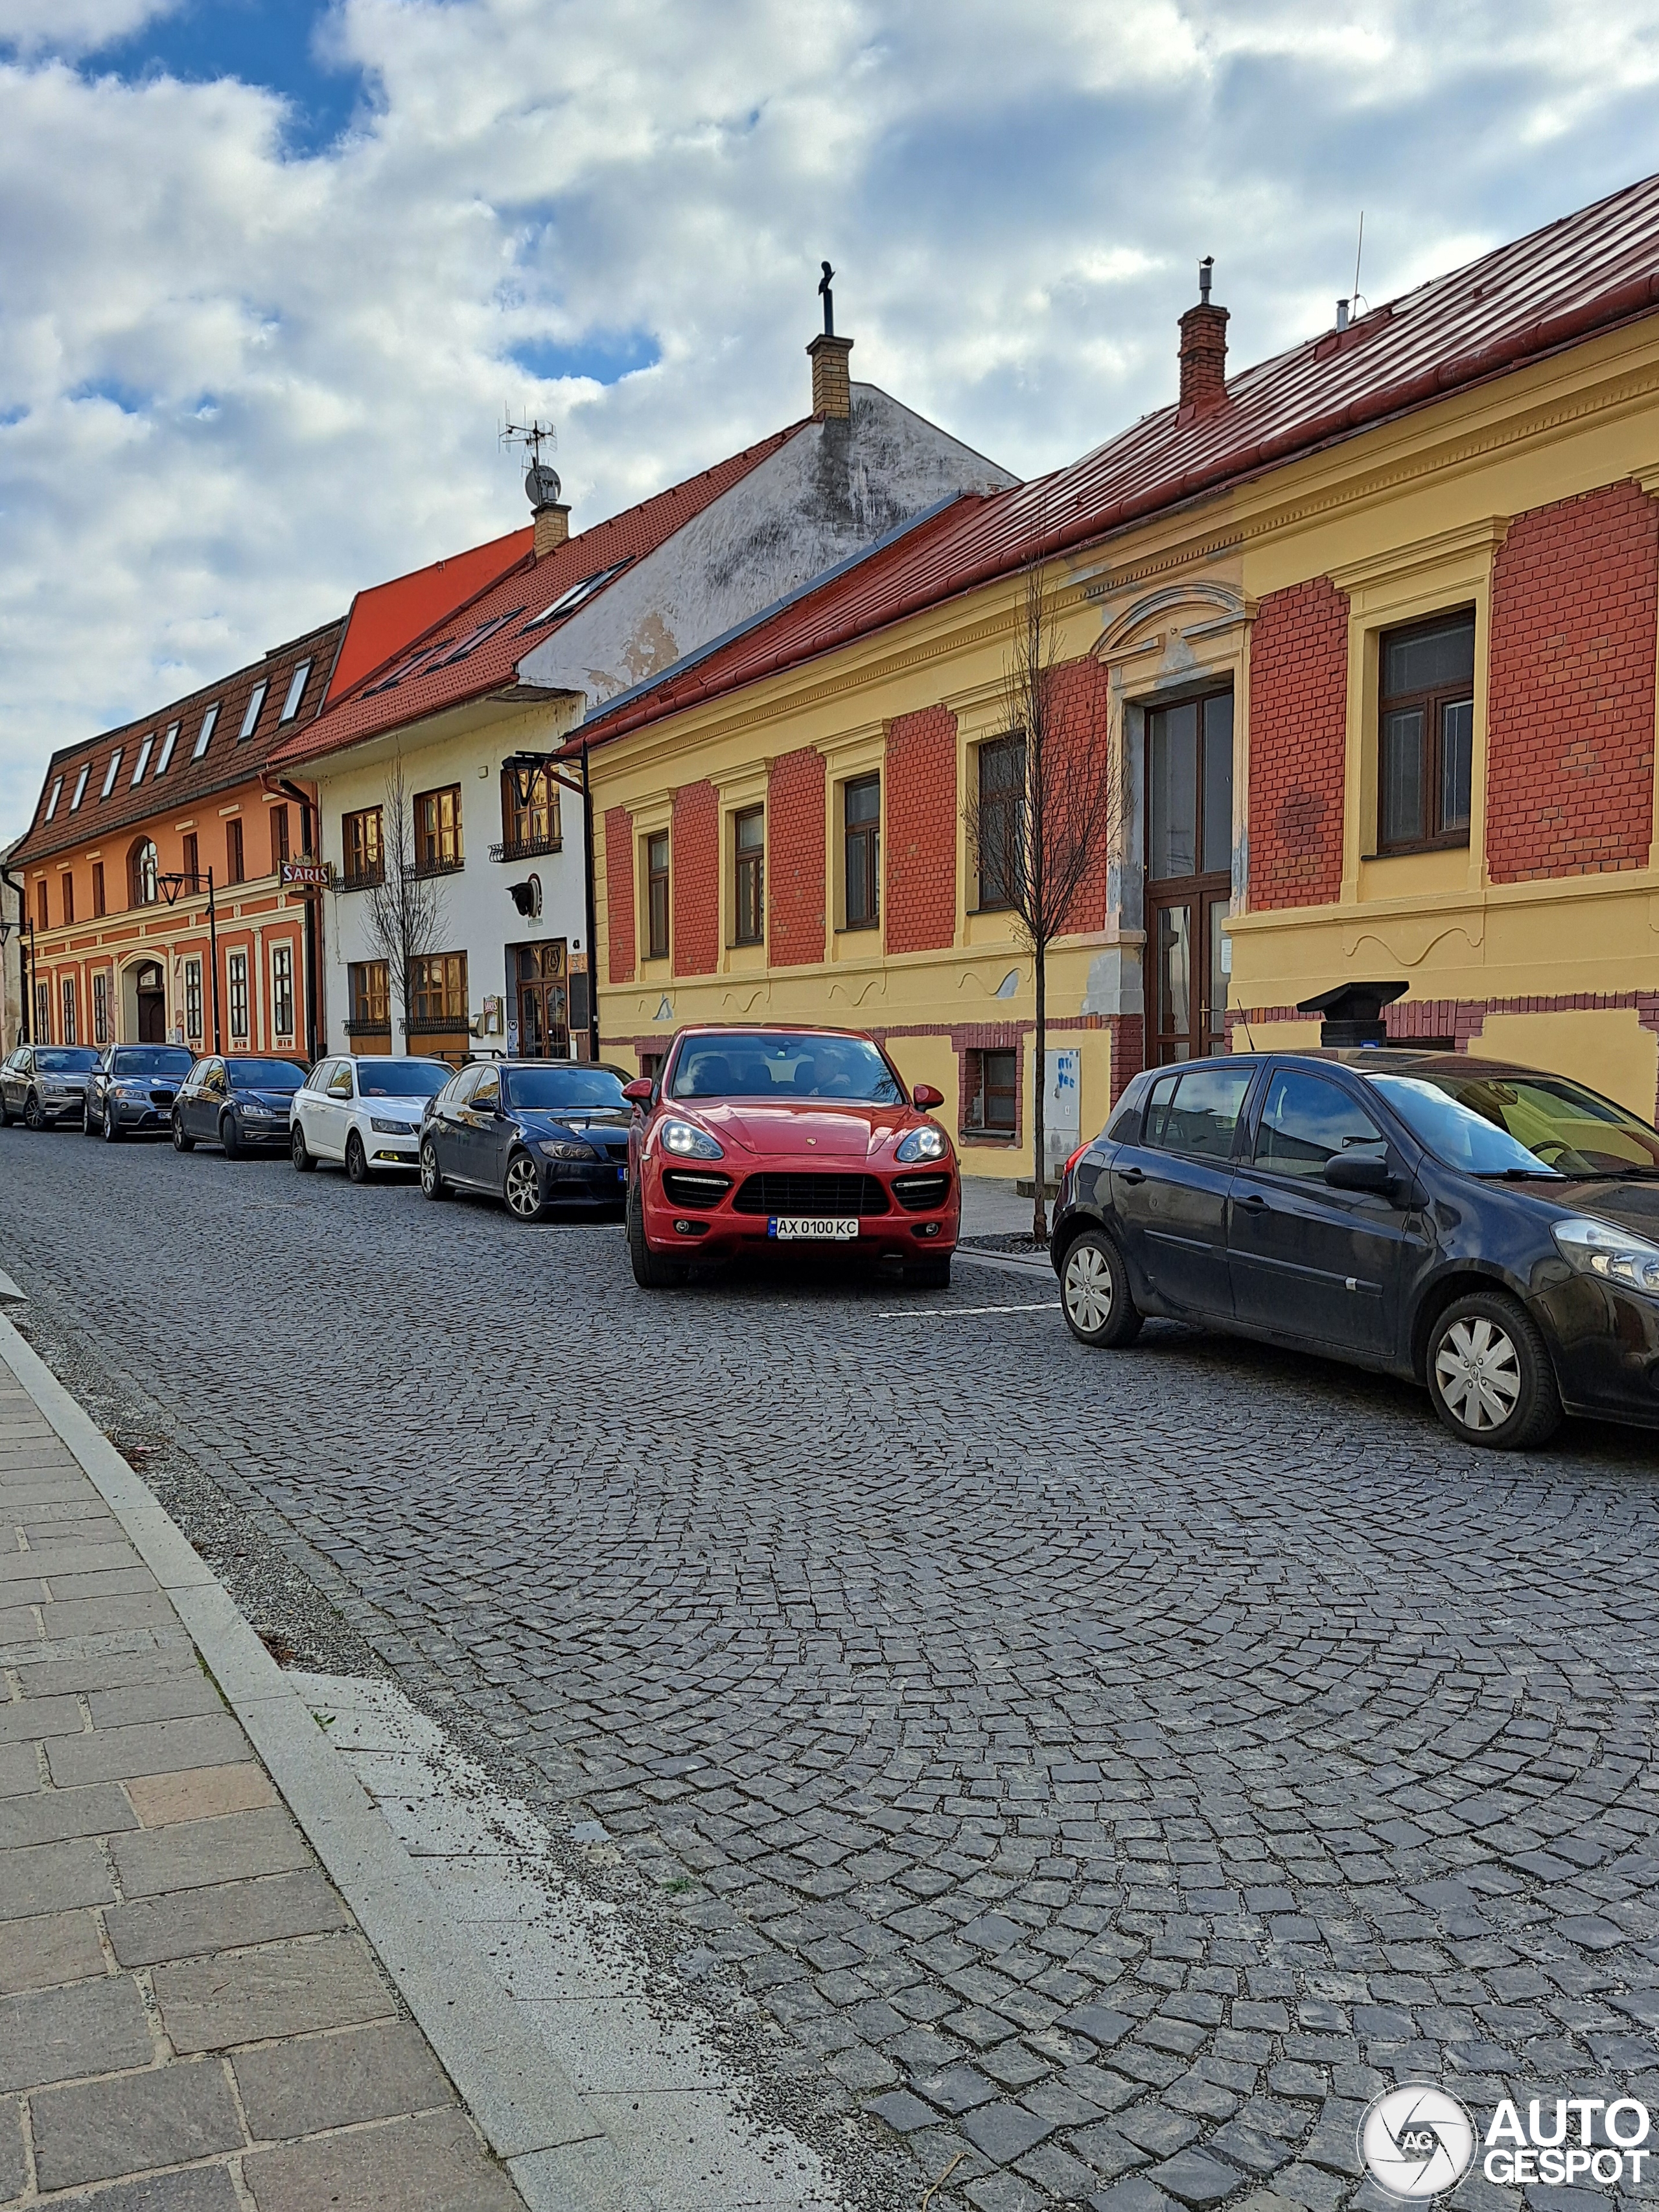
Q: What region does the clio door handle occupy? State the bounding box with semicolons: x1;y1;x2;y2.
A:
1119;1167;1146;1185
1239;1192;1267;1209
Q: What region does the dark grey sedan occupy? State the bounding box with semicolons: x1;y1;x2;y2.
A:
171;1055;305;1158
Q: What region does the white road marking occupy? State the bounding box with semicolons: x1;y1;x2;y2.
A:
878;1301;1062;1317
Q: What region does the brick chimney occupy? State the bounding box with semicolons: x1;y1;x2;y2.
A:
1178;257;1229;413
533;501;570;559
807;332;853;421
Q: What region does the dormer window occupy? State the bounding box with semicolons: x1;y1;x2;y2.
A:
43;776;64;822
154;722;181;777
279;662;312;722
130;735;154;787
100;750;123;798
239;682;268;740
70;765;90;810
192;704;220;761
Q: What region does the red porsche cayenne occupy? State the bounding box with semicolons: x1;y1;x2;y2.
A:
623;1025;960;1289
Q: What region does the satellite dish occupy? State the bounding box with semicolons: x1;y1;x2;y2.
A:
524;463;563;510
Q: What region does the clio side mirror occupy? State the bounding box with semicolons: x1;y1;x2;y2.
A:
912;1083;945;1111
1325;1151;1393;1194
621;1077;654;1105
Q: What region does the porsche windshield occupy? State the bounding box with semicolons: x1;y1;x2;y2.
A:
671;1033;904;1104
1368;1069;1659;1178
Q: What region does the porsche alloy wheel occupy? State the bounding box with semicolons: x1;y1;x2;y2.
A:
504;1153;546;1221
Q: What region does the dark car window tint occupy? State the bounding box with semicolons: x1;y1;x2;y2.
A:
111;1048;193;1078
227;1059;303;1090
471;1068;500;1108
36;1049;101;1073
360;1061;450;1099
1369;1070;1657;1178
504;1066;628;1111
1144;1066;1251;1160
1104;1095;1143;1142
1255;1072;1387;1179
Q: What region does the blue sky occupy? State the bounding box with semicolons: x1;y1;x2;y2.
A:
4;0;1659;839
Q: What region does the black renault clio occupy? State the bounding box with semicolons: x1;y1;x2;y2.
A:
1050;1050;1659;1449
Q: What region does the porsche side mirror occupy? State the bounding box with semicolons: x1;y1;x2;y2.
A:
621;1077;655;1105
912;1083;944;1112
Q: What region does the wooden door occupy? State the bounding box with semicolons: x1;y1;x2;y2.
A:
1144;691;1233;1066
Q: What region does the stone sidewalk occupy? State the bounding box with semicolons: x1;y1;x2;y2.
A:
0;1344;524;2212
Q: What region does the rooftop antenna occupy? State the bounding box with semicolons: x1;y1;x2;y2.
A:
501;412;561;510
818;260;835;338
1351;211;1367;315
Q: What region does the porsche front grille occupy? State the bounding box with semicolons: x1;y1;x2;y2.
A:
732;1173;889;1217
892;1171;953;1212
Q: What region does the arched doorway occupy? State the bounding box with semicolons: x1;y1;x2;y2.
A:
515;941;568;1057
126;960;166;1044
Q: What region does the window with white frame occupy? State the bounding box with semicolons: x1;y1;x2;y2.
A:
271;944;294;1039
185;960;203;1041
92;971;110;1045
227;952;249;1039
61;977;77;1045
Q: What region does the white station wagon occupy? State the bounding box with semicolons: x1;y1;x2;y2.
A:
290;1054;452;1181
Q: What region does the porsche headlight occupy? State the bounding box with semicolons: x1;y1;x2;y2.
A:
1552;1215;1659;1298
896;1123;947;1163
661;1120;723;1160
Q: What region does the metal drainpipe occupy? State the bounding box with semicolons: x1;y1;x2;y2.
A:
1;865;29;1042
273;778;321;1066
581;741;600;1064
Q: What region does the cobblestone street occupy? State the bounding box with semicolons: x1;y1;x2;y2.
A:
3;1127;1658;2212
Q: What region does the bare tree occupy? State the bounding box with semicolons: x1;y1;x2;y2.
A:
964;564;1119;1241
361;755;448;1042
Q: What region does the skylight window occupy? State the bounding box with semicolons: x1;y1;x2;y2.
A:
239;682;268;741
279;662;312;722
100;750;123;798
130;735;154;787
154;722;180;777
427;611;524;671
191;704;220;761
43;776;64;822
70;766;90;811
524;559;632;629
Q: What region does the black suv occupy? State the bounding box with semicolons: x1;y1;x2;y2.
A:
1050;1050;1659;1449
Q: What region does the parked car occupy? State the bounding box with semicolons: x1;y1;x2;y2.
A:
419;1059;634;1220
291;1055;451;1181
1050;1048;1659;1450
623;1024;958;1289
85;1044;196;1142
0;1044;102;1129
171;1055;306;1157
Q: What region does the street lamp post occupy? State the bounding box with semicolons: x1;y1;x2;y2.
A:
157;866;220;1055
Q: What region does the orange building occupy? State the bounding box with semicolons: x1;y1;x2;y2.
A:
7;621;343;1064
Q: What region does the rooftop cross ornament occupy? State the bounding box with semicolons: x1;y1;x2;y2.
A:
818;260;835;339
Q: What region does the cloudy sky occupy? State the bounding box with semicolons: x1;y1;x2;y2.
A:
3;0;1659;842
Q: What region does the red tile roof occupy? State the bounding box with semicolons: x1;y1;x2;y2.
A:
11;619;346;869
324;526;533;704
269;419;812;772
579;170;1659;749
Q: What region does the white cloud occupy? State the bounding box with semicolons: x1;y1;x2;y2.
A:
4;0;1659;839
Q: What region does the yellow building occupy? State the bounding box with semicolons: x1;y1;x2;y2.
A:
576;176;1659;1172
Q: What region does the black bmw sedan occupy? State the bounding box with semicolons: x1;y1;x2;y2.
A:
1050;1049;1659;1450
419;1059;634;1221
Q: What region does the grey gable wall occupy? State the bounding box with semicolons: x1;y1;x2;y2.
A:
514;386;1016;709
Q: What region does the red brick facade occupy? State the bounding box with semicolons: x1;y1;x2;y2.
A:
885;707;958;954
1045;658;1115;932
1247;576;1349;910
671;780;720;977
766;746;827;966
604;807;635;984
1486;481;1659;882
